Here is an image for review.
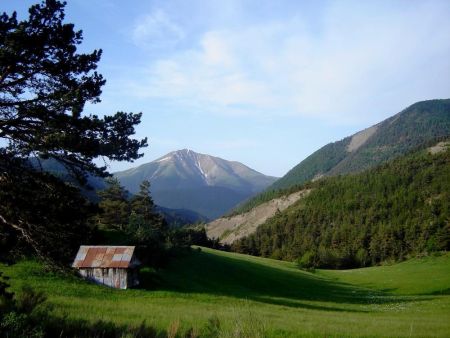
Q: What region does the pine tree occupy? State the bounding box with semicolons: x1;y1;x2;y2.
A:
130;181;162;224
97;178;130;231
0;1;147;262
128;180;167;242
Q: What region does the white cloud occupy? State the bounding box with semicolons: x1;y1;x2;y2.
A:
125;1;450;125
132;9;184;48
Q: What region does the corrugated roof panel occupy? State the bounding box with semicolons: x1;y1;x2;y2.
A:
83;248;97;267
92;248;106;267
115;247;126;254
122;253;131;262
103;252;114;265
112;253;123;261
118;261;129;268
75;247;88;261
72;246;138;268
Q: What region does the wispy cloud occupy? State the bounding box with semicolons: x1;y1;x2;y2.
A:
124;1;450;125
132;9;185;49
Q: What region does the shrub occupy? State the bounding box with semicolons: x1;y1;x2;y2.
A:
296;250;317;270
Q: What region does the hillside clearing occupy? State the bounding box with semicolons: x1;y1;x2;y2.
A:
428;141;450;155
346;125;379;152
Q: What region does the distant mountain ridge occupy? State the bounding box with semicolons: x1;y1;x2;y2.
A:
30;158;207;226
114;149;278;219
268;99;450;191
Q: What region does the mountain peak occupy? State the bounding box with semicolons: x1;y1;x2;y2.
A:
115;149;278;219
174;148;200;158
157;148;200;161
174;148;195;155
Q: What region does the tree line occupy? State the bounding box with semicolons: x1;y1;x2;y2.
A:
94;178;214;266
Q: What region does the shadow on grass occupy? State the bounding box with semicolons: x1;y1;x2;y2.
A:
427;288;450;295
251;296;370;313
139;249;427;312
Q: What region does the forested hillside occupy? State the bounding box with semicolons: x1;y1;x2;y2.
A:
232;146;450;268
328;99;450;176
233;99;450;214
270;135;351;191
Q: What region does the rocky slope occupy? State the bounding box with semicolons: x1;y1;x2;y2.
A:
206;189;310;244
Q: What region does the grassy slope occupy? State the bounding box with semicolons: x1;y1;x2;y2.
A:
2;248;450;337
319;254;450;295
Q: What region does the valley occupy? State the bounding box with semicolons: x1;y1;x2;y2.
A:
1;1;449;337
2;248;449;337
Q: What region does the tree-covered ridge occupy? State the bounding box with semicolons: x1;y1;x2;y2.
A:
232;146;450;268
229;135;351;215
233;99;450;215
269;136;351;191
329;99;450;176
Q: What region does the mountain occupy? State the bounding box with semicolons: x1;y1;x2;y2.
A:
232;143;450;268
29;157;207;226
215;99;450;244
270;99;450;191
114;149;278;219
29;157;107;201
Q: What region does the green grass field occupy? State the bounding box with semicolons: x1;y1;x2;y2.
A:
1;248;450;337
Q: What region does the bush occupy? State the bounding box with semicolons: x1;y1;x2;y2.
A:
0;311;44;338
296;251;317;270
15;285;46;314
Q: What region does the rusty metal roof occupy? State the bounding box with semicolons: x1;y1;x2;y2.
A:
72;246;140;269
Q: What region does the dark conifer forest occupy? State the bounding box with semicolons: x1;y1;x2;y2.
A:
232;147;450;268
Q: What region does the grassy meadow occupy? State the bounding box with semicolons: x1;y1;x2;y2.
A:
1;247;450;337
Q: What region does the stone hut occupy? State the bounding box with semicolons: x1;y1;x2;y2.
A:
72;246;140;289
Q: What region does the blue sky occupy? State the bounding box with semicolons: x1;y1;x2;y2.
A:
3;0;450;176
